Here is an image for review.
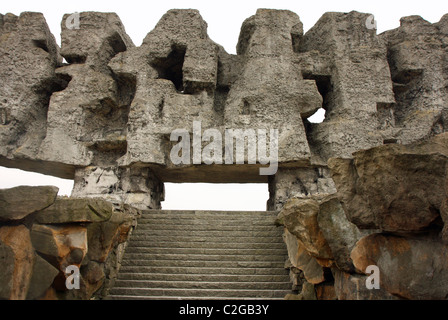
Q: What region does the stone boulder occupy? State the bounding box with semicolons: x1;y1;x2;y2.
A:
0;225;34;300
86;210;134;263
26;254;59;300
328;133;448;233
279;194;367;272
0;239;15;299
283;229;325;284
35;198;114;224
30;224;88;271
279;196;333;260
332;268;399;300
317;196;369;272
0;12;63;176
351;233;448;300
0;186;58;221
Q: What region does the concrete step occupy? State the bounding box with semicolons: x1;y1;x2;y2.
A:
109;287;290;298
141;210;278;216
115;273;291;283
123;252;288;262
137;219;279;228
107;210;291;300
121;259;286;268
126;241;287;250
118;266;289;275
138;212;278;221
132;229;283;238
136;223;282;232
127;236;284;243
113;280;291;290
122;247;287;256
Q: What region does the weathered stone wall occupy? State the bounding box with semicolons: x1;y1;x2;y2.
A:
0;186;138;300
0;8;447;300
280;133;448;300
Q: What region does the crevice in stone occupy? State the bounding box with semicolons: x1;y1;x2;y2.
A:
150;44;186;92
236;17;255;56
107;32;128;56
302;73;332;113
0;107;10;125
32;39;49;53
240;99;251;115
377;102;396;130
293;178;308;196
383;139;398;144
306;108;326;124
158;97;165;118
391;69;423;86
213;85;229;114
113;73;136;110
31;73;72;148
64;54;87;64
87;142;127;167
430;112;447;136
291;23;302;53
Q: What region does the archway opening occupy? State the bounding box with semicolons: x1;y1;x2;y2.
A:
161;183;269;211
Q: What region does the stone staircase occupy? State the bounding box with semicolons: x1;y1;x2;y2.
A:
107;210;293;300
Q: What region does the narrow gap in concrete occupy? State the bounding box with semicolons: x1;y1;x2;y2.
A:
306;108;326;124
150;44;186;92
303;74;332;115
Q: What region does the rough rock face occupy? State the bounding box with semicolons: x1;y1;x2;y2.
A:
328;133;448;232
0;186;136;300
300;11;396;162
0;12;63;174
381;15;448;144
0;186;58;221
351;234;448;300
0;8;447;300
279;133;447;300
0;225;34;300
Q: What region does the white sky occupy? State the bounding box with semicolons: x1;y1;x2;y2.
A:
1;0;447;210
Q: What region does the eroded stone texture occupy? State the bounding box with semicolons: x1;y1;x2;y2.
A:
351;233;448;300
283;229;325;284
39;12;134;170
26;254;59;300
268;167;336;211
109;9;221;169
86;209;134;263
317;196;369;272
332;268;399;300
224;9;322;164
279;197;333;261
328;133;448;232
30;224;88;272
0;185;58;221
71;166;164;210
1;8;448;300
35;197;114;224
300;11;396;162
0;225;34;300
0;12;66;177
381;14;448;144
279;194;369;274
